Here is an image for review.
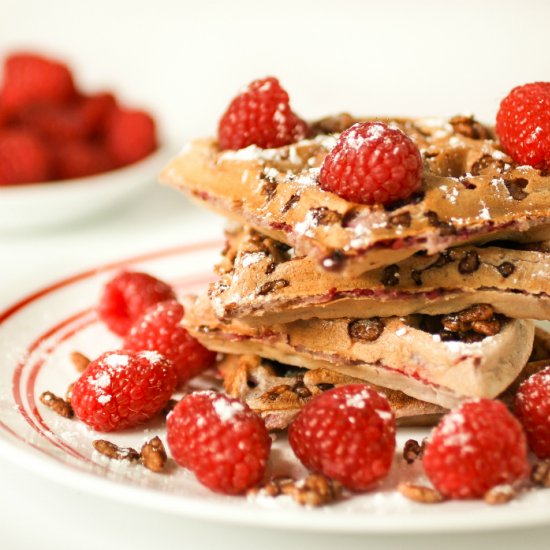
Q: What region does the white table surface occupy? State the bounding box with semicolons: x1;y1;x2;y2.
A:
2;0;550;547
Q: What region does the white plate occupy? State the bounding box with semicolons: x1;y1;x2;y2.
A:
1;241;550;534
0;146;173;231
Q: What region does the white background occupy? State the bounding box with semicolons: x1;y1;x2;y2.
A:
1;0;550;548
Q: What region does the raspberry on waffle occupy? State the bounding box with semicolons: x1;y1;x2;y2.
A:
318;121;422;205
161;115;550;277
496;82;550;169
183;294;535;409
211;227;550;324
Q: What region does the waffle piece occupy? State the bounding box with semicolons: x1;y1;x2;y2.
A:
161;115;550;277
220;354;446;430
184;294;535;409
220;353;550;431
211;227;550;324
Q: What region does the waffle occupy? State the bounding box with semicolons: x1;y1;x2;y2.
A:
184;294;535;409
220;353;550;431
219;354;446;430
211;227;550;324
161;115;550;277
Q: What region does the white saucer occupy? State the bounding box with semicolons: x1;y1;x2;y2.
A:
0;146;173;231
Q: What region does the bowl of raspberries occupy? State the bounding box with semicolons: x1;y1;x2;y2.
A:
0;51;169;230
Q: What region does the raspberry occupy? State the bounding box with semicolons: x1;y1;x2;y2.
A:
514;366;550;459
0;106;8;127
56;141;113;180
81;92;117;135
1;53;76;114
124;300;216;387
105;107;157;166
98;271;176;337
217;77;308;150
496;82;550;169
319;122;423;205
0;128;52;185
288;385;396;491
166;391;271;494
19;93;116;143
71;350;177;432
424;399;529;499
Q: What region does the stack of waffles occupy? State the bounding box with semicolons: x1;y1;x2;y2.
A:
161;114;550;429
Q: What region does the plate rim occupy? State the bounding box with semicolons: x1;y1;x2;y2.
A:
1;240;550;534
2;432;550;534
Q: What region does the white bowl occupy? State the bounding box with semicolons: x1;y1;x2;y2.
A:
0;145;173;232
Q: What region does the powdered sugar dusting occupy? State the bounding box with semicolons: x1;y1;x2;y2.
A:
257;80;273;93
439;184;459;205
288;145;301;165
294;167;320;187
273;102;287;127
103;353;129;369
479;206;491;220
248;491;299;508
443;338;486;355
89;372;111;390
443;431;472;448
219;134;337;164
97;394;112;405
376;410;393;421
437;409;476;453
439;410;465;437
295;209;318;237
196;416;206;427
220;144;266;161
343;123;386;150
346;393;367;409
88;371;112;406
241;252;266;267
213;396;245;422
139;350;164;364
345;389;372;409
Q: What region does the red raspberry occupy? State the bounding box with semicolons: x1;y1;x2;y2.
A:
319;122;422;205
105;107;157;166
514;366;550;459
98;271;176;337
1;53;76;114
0;106;8;127
496;82;550;169
71;350;177;432
288;385;396;491
166;391;271;494
0;129;52;185
424;399;529;499
81;93;117;136
124;300;216;387
19;93;116;143
56;141;113;180
217;77;308;150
